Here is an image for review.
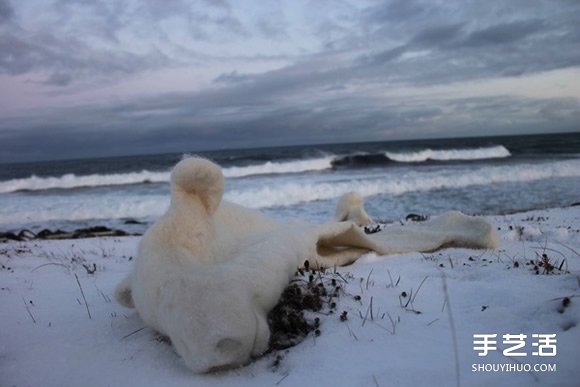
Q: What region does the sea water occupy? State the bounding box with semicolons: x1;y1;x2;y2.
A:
0;132;579;233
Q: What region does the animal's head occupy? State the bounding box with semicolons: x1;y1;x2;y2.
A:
158;273;270;373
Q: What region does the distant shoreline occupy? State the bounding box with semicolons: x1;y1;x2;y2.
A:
0;225;142;242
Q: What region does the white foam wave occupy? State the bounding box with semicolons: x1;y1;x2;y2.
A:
0;157;335;193
222;157;333;178
385;145;511;163
0;194;169;226
2;159;579;227
0;171;171;194
225;159;580;209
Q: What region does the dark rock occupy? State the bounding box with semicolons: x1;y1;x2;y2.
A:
364;224;383;234
2;225;137;241
123;219;144;225
73;226;129;239
0;232;20;241
18;229;36;241
37;229;70;239
405;213;429;222
75;226;112;234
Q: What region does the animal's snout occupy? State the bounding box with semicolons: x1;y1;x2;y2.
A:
216;337;243;355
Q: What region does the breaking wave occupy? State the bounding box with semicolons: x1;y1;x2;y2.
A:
0;146;511;193
0;145;513;194
1;159;578;226
0;157;336;193
0;171;171;194
226;159;580;209
332;145;511;167
222;157;333;178
385;145;511;163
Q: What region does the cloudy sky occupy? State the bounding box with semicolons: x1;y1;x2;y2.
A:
1;0;579;162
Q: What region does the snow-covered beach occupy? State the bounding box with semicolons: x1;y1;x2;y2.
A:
1;206;579;387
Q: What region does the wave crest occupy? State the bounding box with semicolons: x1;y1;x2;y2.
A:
226;159;580;209
385;145;511;163
1;159;578;226
0;171;171;194
222;157;333;178
0;157;336;193
0;145;512;193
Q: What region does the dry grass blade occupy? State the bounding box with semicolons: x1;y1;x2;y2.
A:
22;297;36;324
345;321;359;341
441;273;460;387
366;268;374;290
121;327;147;340
411;276;429;305
31;262;69;272
275;372;289;386
74;273;91;319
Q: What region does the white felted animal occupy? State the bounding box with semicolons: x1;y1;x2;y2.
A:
116;158;313;372
116;157;498;373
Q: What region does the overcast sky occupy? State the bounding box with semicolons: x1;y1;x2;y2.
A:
1;0;579;162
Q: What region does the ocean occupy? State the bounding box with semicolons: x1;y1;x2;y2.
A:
1;132;579;234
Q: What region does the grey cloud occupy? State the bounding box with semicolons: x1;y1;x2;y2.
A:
362;23;465;66
132;0;247;41
52;0;128;44
2;77;578;162
1;0;580;162
40;72;73;86
365;0;427;26
410;23;465;47
362;44;407;66
256;15;287;39
357;1;580;86
6;0;579;91
202;0;231;9
213;70;253;84
0;30;170;86
460;20;544;47
0;0;247;87
362;0;580;68
0;0;13;22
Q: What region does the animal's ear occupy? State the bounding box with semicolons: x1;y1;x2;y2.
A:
170;157;225;214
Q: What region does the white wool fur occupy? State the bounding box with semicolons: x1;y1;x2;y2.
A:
116;157;498;373
116;158;311;372
334;192;373;226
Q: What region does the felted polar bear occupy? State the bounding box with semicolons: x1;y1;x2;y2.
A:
116;157;497;373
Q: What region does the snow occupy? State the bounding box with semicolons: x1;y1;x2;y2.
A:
1;207;579;387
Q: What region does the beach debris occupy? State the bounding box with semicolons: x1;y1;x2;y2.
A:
123;219;145;225
405;213;429;222
267;261;349;350
523;252;568;275
364;224;384;234
0;226;139;242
